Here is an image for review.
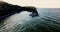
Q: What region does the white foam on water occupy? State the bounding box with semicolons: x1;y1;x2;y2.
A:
1;11;32;32
0;8;60;32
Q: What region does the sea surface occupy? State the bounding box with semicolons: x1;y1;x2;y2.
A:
0;8;60;32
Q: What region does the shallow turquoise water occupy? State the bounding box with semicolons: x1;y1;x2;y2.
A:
0;8;60;32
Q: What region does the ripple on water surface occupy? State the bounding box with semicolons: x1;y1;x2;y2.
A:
0;8;60;32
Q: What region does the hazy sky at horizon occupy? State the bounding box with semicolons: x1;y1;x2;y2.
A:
3;0;60;8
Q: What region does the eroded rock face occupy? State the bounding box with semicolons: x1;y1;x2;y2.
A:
0;1;60;32
0;1;39;21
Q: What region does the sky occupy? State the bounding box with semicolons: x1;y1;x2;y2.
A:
2;0;60;8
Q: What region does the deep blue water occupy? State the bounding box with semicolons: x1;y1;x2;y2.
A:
0;8;60;32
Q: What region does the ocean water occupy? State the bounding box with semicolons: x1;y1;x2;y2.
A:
0;8;60;32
